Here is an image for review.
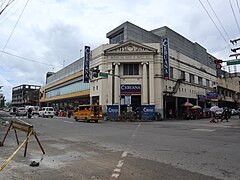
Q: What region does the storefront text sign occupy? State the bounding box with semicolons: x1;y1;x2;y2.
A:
120;84;141;95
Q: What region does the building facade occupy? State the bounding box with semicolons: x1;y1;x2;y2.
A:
40;21;240;119
12;84;41;107
40;59;90;111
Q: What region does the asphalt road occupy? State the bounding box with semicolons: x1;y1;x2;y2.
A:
0;111;240;180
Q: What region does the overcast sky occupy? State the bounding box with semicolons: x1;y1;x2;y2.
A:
0;0;240;102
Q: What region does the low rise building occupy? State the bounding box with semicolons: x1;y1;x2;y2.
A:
12;84;41;107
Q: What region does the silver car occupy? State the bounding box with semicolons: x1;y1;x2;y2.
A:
16;107;27;116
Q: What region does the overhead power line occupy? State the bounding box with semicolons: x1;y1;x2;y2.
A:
198;0;232;50
0;0;30;58
237;0;240;16
0;0;15;15
206;0;232;40
0;50;62;68
229;0;240;34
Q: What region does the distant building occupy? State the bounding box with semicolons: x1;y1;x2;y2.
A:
217;70;240;109
12;84;41;107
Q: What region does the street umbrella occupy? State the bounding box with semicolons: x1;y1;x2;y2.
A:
182;102;193;107
210;106;220;112
191;105;202;109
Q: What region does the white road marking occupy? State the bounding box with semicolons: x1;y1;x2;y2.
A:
116;160;124;168
114;168;121;172
110;122;142;179
111;173;119;178
63;121;74;124
121;152;127;158
192;128;216;132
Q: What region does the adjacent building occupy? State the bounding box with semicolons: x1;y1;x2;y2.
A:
40;21;228;119
12;84;41;107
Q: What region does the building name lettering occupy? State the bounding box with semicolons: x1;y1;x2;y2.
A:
113;45;148;53
121;85;141;91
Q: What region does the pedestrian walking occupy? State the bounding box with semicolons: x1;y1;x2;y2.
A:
210;111;217;123
221;108;229;122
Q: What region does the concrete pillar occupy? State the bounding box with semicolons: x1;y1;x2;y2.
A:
107;68;113;105
114;63;120;104
142;63;148;104
149;61;155;105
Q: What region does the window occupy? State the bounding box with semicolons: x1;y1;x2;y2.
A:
180;71;185;80
189;74;195;84
198;77;203;85
123;64;139;75
110;31;124;44
206;79;210;87
170;67;173;78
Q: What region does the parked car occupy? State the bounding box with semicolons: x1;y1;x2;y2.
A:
16;107;27;116
38;107;54;118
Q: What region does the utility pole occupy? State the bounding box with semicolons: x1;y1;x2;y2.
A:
230;37;240;54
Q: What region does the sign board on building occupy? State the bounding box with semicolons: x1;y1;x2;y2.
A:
107;105;119;119
83;46;90;83
198;95;206;102
162;38;170;80
120;84;141;95
141;105;155;120
207;92;218;99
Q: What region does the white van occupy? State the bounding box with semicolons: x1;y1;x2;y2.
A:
38;107;54;118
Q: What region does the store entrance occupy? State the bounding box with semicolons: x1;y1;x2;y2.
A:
120;95;141;113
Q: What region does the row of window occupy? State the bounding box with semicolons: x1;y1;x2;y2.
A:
122;64;212;87
169;67;211;87
110;31;124;44
46;81;90;98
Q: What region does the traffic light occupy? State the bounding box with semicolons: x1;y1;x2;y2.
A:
214;59;222;69
92;68;100;78
214;59;223;64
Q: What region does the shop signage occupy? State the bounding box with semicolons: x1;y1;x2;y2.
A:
207;92;218;99
141;105;155;120
120;84;141;94
107;105;119;119
198;95;206;102
83;46;90;83
162;38;170;80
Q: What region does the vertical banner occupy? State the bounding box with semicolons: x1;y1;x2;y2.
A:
162;38;170;80
83;46;90;83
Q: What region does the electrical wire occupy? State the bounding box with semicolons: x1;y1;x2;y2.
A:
236;0;240;16
0;50;62;68
206;0;232;41
0;0;14;15
0;0;30;58
198;0;232;50
0;0;22;23
229;0;240;34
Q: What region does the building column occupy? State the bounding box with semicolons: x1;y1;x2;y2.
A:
142;62;148;104
149;61;155;105
107;68;113;105
114;63;120;104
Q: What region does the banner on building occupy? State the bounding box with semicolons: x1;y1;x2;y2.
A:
141;105;155;120
162;38;170;80
83;46;90;83
198;95;206;102
120;84;141;95
107;105;119;119
207;92;218;99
